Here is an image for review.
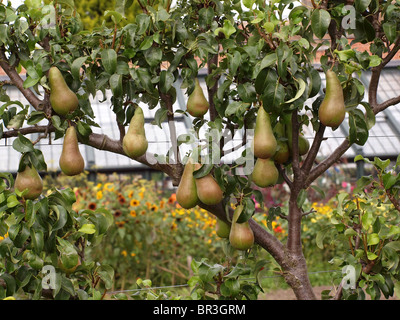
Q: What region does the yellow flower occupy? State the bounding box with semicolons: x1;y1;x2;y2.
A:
130;199;140;207
139;191;144;199
131;252;136;257
0;232;8;241
128;190;134;198
160;200;165;209
130;210;137;217
150;205;158;212
121;250;127;257
103;183;114;192
96;190;103;200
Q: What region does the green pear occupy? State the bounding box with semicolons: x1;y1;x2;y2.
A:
273;140;290;164
59;126;85;176
123;106;148;158
14;164;43;200
186;78;209;117
298;135;310;156
273;122;290;164
194;163;223;205
229;204;254;251
253;106;277;159
216;218;230;238
176;157;198;209
49;66;79;116
252;158;279;188
318;70;346;128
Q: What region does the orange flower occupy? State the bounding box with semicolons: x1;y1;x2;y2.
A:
160;200;165;209
128;190;134;198
168;193;176;204
114;210;123;218
88;202;97;210
130;199;140;207
118;195;126;205
130;210;137;217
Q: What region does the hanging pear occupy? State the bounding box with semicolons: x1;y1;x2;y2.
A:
216;218;230;238
49;66;79;116
176;157;198;209
123;106;148;158
253;106;277;159
318;70;346;128
14;164;43;200
186;78;209;117
59;126;85;176
252;158;279;188
229;204;254;251
273;122;290;164
194;163;223;206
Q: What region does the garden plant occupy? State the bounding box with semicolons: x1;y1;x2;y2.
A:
1;0;400;300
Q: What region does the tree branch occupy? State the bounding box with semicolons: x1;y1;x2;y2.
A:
86;131;183;185
301;123;326;175
207;54;219;122
198;201;286;263
0;49;43;110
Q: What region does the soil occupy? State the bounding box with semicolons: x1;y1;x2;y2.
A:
261;286;398;300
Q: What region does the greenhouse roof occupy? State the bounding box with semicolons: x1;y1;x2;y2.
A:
1;65;400;174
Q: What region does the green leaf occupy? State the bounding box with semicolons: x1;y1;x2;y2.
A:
220;278;241;298
115;0;133;17
259;53;277;71
198;7;214;29
104;10;124;24
262;80;285;111
296;189;307;208
367;251;378;260
12;133;34;153
193;163;213;179
109;73;123;97
71;56;88;80
78;223;96;234
316;226;333;249
97;264;115;289
214;19;236;39
159;70;174;94
367;233;380;246
311;9;331;39
382;22;397;43
362;210;374;231
355;0;371;12
101;49;117;74
285;78;306;104
307;68;321;98
144;46;162;67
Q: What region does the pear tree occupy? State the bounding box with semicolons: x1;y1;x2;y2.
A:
0;0;400;300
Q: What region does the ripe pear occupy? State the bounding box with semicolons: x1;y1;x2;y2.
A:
186;78;209;117
252;158;279;188
14;164;43;200
229;204;254;251
123;106;148;158
216;218;230;238
59;126;85;176
49;66;79;116
194;163;223;206
176;158;198;209
318;70;346;128
253;106;277;159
